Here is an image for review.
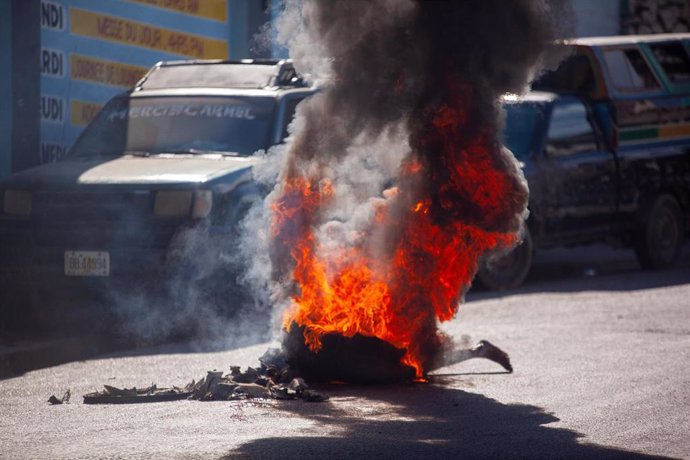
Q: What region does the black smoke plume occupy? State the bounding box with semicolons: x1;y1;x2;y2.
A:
242;0;573;373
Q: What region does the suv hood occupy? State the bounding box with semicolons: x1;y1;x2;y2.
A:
2;155;261;188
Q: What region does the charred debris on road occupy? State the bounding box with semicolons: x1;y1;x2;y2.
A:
47;337;512;405
79;347;329;405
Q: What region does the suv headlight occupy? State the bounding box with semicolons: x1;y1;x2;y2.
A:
154;190;212;218
3;190;32;216
191;190;213;218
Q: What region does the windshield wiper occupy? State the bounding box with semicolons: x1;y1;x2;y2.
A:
124;150;153;157
70;151;124;159
160;148;242;157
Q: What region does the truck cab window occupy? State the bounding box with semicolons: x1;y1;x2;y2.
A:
532;54;596;94
650;42;690;84
546;101;597;157
603;48;661;92
503;102;542;160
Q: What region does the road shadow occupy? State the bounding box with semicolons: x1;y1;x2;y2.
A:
1;275;275;378
225;382;668;459
96;330;273;359
468;243;690;301
0;323;273;380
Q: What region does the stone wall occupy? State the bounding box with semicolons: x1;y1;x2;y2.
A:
623;0;690;34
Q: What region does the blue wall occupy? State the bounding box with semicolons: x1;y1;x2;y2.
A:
0;1;11;179
229;0;272;59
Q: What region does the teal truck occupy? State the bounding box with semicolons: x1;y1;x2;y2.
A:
477;33;690;290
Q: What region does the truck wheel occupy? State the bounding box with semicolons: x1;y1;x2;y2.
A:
634;194;685;269
476;229;533;290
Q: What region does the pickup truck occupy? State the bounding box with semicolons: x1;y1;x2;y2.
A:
0;59;315;334
477;34;690;289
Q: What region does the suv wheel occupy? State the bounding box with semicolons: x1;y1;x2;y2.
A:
634;194;685;269
476;228;533;290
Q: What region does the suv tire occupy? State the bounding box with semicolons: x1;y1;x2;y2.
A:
476;228;533;290
634;194;685;269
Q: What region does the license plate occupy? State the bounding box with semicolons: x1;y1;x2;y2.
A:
64;251;110;277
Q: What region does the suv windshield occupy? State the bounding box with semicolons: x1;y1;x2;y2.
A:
69;95;276;158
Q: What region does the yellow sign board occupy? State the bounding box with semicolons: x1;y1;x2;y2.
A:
70;8;228;59
127;0;228;22
71;54;148;88
71;99;104;127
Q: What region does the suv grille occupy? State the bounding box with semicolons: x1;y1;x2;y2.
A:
33;190;151;223
0;190;189;270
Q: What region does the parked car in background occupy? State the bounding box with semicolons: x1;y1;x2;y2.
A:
477;34;690;289
0;59;315;334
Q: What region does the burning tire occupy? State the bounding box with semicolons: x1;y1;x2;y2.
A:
283;324;416;384
476;228;533;290
634;194;685;269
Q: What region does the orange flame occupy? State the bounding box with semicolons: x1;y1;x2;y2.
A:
272;86;521;379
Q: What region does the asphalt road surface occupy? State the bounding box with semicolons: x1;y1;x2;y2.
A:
1;245;689;459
